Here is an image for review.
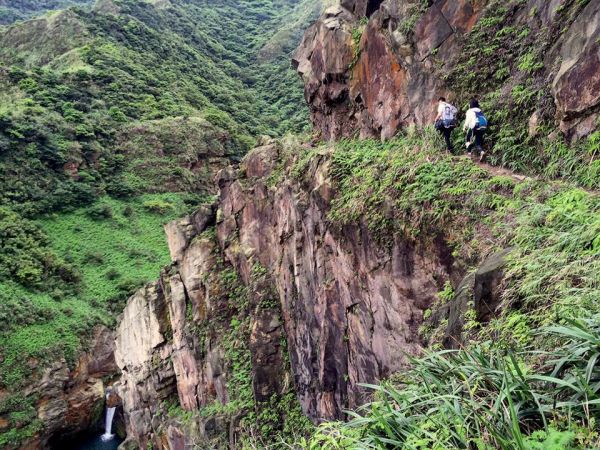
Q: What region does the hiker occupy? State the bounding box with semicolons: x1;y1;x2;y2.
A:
435;97;458;152
463;98;488;161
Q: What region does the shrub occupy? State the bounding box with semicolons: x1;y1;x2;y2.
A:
143;199;173;214
0;207;77;289
122;205;135;217
105;268;121;280
86;203;113;220
83;251;104;265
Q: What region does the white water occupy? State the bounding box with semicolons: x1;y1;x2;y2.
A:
100;406;116;441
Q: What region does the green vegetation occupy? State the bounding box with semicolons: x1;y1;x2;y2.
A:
0;0;318;445
313;131;600;331
310;317;600;449
281;131;600;448
397;0;429;36
0;193;196;387
0;193;198;446
0;0;318;217
0;394;42;448
0;0;92;24
442;0;599;188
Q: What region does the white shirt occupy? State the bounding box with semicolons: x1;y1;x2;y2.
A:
438;102;457;121
463;107;481;131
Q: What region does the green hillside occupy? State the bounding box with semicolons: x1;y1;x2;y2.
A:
0;0;93;24
0;1;319;445
0;0;319;216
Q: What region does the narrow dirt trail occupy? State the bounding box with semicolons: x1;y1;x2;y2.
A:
475;161;530;182
471;159;599;195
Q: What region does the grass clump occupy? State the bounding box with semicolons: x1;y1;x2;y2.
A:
309;317;600;449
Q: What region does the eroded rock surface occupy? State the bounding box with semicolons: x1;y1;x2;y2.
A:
215;144;455;420
115;203;287;448
294;0;600;141
429;248;511;348
115;142;459;448
15;326;119;449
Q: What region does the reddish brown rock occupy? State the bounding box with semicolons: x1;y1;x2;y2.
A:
16;326;119;449
552;0;600;138
214;145;454;420
429;248;511;349
351;20;408;138
414;3;453;61
115;225;286;448
295;0;599;141
292;5;356;140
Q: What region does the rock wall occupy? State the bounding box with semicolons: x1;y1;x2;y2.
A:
14;326;120;449
215;143;456;420
115;205;288;448
294;0;600;141
114;141;462;448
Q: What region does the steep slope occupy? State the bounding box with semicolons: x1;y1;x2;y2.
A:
113;133;599;448
294;0;599;188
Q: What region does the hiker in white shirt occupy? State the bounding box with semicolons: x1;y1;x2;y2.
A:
463;98;487;161
434;97;458;152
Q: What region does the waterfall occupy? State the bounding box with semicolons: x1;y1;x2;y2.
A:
101;394;116;441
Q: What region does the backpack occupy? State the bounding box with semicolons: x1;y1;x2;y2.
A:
442;103;458;128
475;111;488;130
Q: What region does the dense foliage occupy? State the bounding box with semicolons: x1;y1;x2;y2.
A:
0;0;318;445
0;0;316;217
0;0;92;24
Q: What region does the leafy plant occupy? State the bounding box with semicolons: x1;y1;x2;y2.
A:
310;317;600;449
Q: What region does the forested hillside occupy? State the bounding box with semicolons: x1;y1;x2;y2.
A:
0;0;93;24
0;1;319;447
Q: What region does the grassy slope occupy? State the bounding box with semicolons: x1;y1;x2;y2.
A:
178;0;322;133
283;131;600;448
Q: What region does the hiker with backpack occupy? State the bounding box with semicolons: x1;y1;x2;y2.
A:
435;97;458;152
463;98;488;161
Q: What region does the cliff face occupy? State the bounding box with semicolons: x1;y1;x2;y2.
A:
214;143;455;420
14;326;120;449
115;200;289;449
113;141;471;447
293;0;600;141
